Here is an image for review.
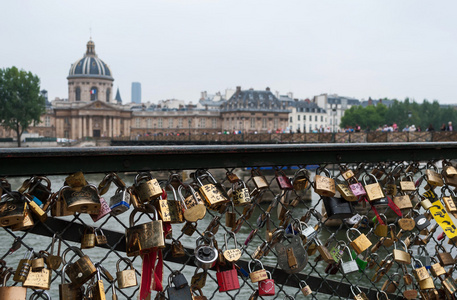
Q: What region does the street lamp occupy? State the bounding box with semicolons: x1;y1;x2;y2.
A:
188;118;191;141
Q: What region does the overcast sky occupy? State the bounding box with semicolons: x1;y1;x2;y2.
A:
2;1;457;104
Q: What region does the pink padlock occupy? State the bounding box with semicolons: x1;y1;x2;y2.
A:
90;197;111;222
349;179;366;197
258;271;275;296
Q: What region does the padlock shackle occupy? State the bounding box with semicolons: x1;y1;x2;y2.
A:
61;246;84;265
224;232;238;251
346;227;362;242
362;173;378;185
248;259;264;273
29;290;51;300
134;171;154;185
116;257;133;272
129;205;159;227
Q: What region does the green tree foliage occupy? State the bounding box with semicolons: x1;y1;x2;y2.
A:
0;67;45;147
340;97;457;132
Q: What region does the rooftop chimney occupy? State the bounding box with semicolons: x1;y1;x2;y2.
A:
266;87;270;91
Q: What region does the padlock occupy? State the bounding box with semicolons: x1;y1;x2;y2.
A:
292;168;310;191
109;187;130;216
23;193;47;223
275;170;293;190
191;287;207;300
0;191;26;227
195;171;228;210
398;211;416;231
430;258;446;277
347;228;372;254
11;208;34;231
190;268;207;289
47;233;62;271
125;205;165;257
59;263;84;300
426;164;444;187
299;280;312;296
90;196;111;222
414;211;430;231
442;276;457;294
31;251;46;271
181;221;197;236
435;245;455;266
403;289;418;300
420;195;433;210
51;187;73;217
393;194;413;210
441;186;457;213
61;184;101;214
400;174;416;192
172;270;189;290
443;160;457;177
258;271;275;296
116;257;137;289
416;246;431;270
300;220;318;241
216;263;240;292
314;168;336;197
194;232;218;270
225;204;236;228
276;234;307;274
363;174;384;201
325;261;340;274
226;171;240;183
336;182;358;202
248;259;268;283
419;276;435;290
351;286;369;300
167;271;192;300
316;239;334;263
133;172;163;203
62;246;97;288
373;214;388;237
393;241;411;264
0;270;28;299
223;232;242;262
91;267;106;300
322;195;355;219
348;177;366;197
155;183;181;223
341;246;359;274
81;227;96;249
383;176;397;196
23;267;51;290
232;180;251;206
178;184;206;222
412;258;430;282
13;249;33;282
381;273;400;294
94;228;108;245
251;169;269;190
350;250;368;272
27;176;52;204
171;240;186;257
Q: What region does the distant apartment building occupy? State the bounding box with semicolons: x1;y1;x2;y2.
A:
313;94;361;132
131;82;141;103
287;100;327;133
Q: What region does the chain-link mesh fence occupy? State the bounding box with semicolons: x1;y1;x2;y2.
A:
0;145;456;299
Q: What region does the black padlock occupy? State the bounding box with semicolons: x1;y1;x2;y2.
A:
414;214;430;230
322;196;355;219
172;271;188;290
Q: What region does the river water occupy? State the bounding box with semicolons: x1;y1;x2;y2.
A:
0;170;449;299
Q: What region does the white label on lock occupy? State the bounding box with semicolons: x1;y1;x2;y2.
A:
302;227;317;239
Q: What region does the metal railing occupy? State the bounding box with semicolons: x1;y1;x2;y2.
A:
1;143;457;299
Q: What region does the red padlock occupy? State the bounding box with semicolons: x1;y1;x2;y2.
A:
216;264;240;292
275;171;293;190
258;271;275;296
90;197;111;222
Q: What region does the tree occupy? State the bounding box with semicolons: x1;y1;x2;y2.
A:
0;67;45;147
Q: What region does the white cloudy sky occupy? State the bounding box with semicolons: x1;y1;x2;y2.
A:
1;1;456;104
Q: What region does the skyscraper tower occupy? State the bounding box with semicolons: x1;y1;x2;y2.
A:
131;82;141;103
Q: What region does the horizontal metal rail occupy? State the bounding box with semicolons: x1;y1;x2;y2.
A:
1;142;457;176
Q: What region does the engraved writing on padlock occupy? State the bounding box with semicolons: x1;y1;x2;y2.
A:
62;184;101;214
62;246;97;289
116;258;137;289
248;260;268;283
223;232;242;262
216;264;240;292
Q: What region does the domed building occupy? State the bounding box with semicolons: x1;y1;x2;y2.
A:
67;40;114;103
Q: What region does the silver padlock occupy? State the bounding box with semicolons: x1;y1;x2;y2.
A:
341;246;359;274
300;221;317;241
109;187;130;215
194;232;218;270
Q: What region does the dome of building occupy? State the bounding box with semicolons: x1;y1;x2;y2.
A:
68;40;113;80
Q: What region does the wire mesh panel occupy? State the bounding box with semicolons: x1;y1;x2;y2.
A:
0;145;457;299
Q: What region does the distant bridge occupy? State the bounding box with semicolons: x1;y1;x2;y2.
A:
111;131;457;145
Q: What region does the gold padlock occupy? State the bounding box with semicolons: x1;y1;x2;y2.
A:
179;184;206;222
336;183;358;202
425;164;444;187
61;184;101;214
0;270;27;299
399;174;416;192
156;183;184;223
393;241;411;264
248;259;268;283
81;227;96;249
133;172;163;203
116;257;137;289
363;174;384;201
393;194;413;210
314;168;336;197
292;168;310;191
62;246;97;288
419;276;435;290
171;240;186;258
195;172;228;210
23;267;51;290
347;228;372;254
251;169;269;190
300;280;312;296
11;208;34;231
0;191;26;227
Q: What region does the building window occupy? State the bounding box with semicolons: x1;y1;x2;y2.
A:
64;130;69;138
199;118;206;128
147;118;152;128
64;117;70;125
274;119;278;130
309;115;312;121
212;118;217;128
90;87;98;101
297;115;300;121
315;116;317;122
178;118;183;128
289;116;292;123
75;87;81;101
158;118;163;128
135;118;141;127
251;118;255;128
106;88;110;102
262;118;267;128
45;116;51;127
321;116;323;122
168;118;173;128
